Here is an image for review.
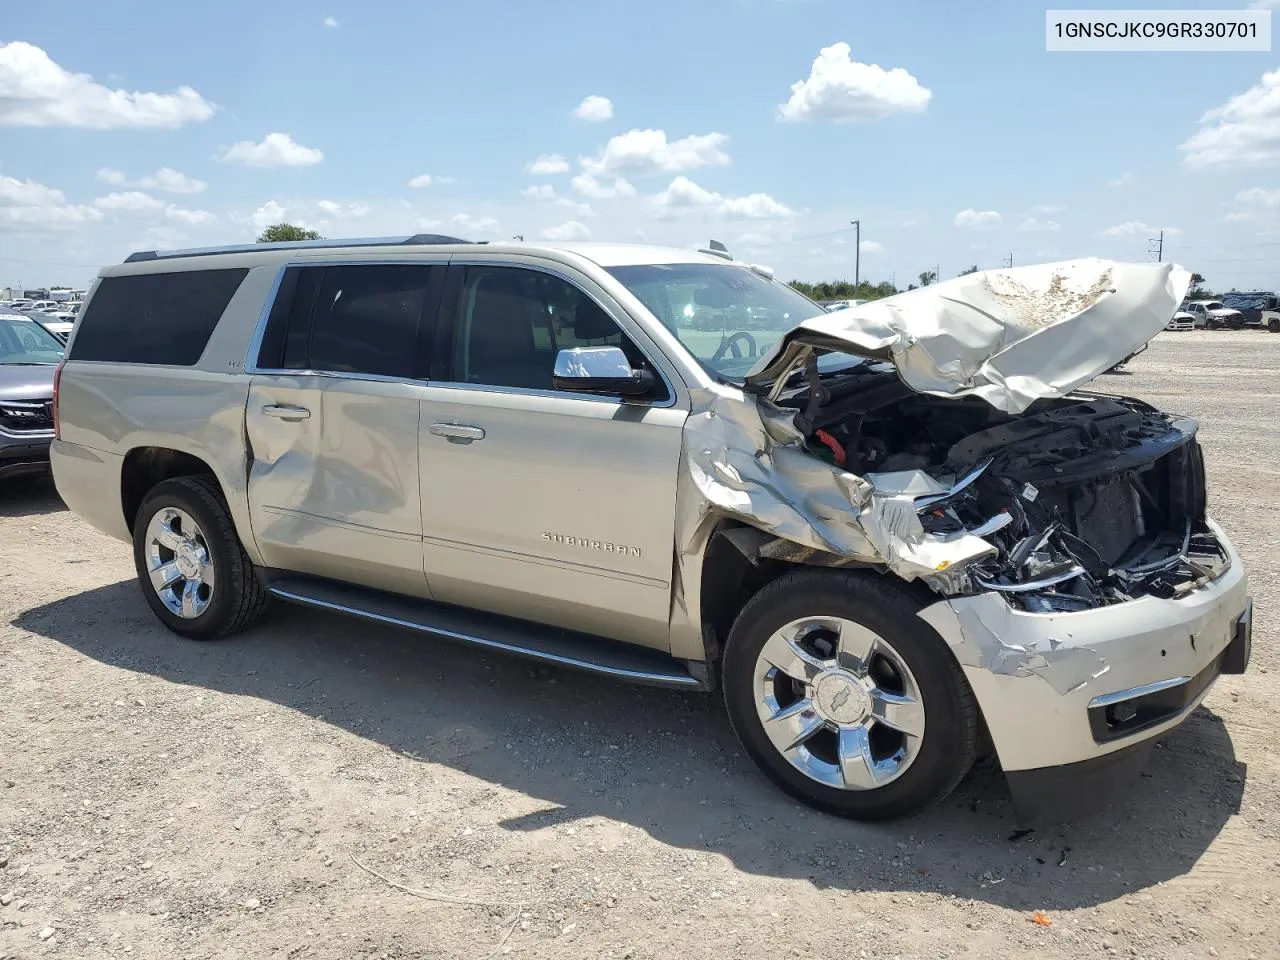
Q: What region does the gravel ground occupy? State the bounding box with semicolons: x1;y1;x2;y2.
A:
1;329;1277;960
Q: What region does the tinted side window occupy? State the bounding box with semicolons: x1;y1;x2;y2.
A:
70;269;248;365
310;265;436;378
452;266;666;398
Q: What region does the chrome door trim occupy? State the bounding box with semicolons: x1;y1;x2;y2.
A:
242;255;687;411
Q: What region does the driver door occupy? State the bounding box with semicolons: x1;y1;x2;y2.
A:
417;262;688;650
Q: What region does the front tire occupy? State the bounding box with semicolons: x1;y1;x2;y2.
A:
132;476;269;640
722;570;979;821
1269;318;1279;333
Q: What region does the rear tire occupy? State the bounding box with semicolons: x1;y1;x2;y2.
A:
721;570;979;821
1269;318;1280;333
132;476;269;640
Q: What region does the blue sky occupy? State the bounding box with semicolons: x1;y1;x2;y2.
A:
1;0;1278;291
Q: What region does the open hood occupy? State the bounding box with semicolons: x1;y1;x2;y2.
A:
746;259;1191;414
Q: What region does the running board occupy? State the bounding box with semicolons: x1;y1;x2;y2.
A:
265;575;705;691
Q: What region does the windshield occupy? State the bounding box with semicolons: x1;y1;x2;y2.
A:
608;262;826;379
0;316;64;363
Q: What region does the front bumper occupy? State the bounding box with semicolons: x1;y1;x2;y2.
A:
918;519;1250;821
0;434;53;479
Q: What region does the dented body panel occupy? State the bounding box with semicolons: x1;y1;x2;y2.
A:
919;519;1247;772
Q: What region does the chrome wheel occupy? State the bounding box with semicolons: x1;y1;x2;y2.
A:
144;507;215;619
752;616;926;791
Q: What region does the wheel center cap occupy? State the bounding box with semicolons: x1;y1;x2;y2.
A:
814;672;870;725
175;542;201;579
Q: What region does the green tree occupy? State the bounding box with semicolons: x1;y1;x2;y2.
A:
257;223;322;243
958;265;978;276
918;270;937;287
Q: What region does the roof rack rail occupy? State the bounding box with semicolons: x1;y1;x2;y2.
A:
123;233;472;264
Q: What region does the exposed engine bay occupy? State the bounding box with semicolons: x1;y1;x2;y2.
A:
777;360;1230;611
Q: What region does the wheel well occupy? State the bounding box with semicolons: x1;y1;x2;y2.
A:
121;447;219;533
697;522;939;666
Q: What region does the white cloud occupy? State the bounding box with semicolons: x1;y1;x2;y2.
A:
140;167;206;194
0;41;215;128
1181;68;1280;168
408;173;434;188
126;225;186;252
450;213;499;234
0;174;102;228
570;173;636;199
580;129;730;177
0;175;67;207
1018;216;1060;231
324;16;339;27
572;95;614;122
1101;220;1182;238
778;42;930;122
527;153;570;175
859;240;884;254
900;218;920;228
93;191;165;212
953;208;1001;228
540;220;592;241
220;132;324;168
416;217;443;230
520;183;592;215
95;166;206;194
650;176;795;220
250;200;288;231
317;200;370;218
1032;203;1065;214
164;205;216;225
1237;186;1280;207
1034;247;1061;259
1107;172;1134;187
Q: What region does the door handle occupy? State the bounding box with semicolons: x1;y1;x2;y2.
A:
262;403;311;421
429;423;485;443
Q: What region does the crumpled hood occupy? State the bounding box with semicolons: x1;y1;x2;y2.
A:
747;258;1191;414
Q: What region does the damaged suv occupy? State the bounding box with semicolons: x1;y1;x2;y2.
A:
51;237;1251;824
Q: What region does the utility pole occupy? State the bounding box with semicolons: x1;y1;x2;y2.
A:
1002;253;1014;268
851;219;861;289
1148;230;1163;262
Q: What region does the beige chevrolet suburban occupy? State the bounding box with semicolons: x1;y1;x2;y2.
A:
51;236;1252;824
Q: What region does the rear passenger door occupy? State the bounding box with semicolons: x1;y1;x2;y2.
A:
417;261;687;650
245;261;445;599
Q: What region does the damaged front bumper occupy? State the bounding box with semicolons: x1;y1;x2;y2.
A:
917;519;1251;824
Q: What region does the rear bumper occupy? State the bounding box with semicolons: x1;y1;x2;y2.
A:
50;438;129;540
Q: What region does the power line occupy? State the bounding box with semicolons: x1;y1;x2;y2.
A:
1149;230;1163;262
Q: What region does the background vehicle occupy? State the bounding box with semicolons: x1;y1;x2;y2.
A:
1185;299;1245;329
1166;311;1195;331
820;298;865;312
29;310;74;341
1221;291;1279;330
0;310;62;480
50;238;1250;825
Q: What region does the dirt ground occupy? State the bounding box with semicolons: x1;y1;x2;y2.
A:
1;330;1277;960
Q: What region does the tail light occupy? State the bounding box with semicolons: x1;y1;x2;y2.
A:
52;360;65;439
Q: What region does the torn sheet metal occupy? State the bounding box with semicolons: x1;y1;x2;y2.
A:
671;383;998;597
747;259;1192;414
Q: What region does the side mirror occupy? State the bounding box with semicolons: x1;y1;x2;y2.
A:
552;346;656;400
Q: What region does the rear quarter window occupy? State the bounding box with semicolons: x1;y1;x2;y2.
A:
69;268;249;365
